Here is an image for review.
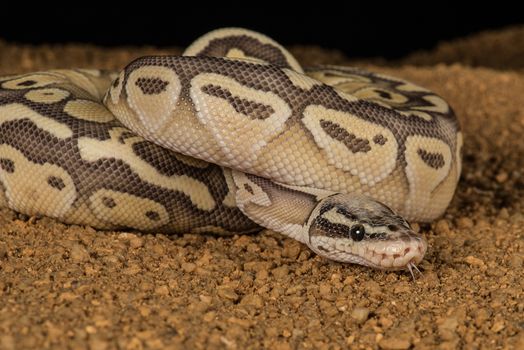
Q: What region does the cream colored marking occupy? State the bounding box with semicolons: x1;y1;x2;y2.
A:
399;110;433;121
0;145;76;217
109;71;125;105
283;69;321;90
395;80;430;92
321;207;354;226
76;69;101;77
190;72;292;168
302;105;398;185
64;99;115;122
404;135;452;218
89;189;168;230
0;104;73;139
221;168;238;207
412;95;450;114
78;127;216;211
126;66;181;133
183;27;304;73
309;70;372;87
52;69;102;100
24;88;70;104
223;48;268;65
2;73;65;90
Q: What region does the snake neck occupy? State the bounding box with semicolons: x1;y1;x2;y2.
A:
231;170;333;244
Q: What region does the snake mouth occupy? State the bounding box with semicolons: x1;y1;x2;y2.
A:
309;234;428;271
360;235;428;270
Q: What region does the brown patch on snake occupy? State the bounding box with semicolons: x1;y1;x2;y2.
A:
0;158;15;173
102;197;117;208
319;119;372;153
201;84;275;119
243;183;255;195
195;35;294;69
373;134;388;145
145;210;161;221
135;77;170;95
417;148;445;169
47;176;66;190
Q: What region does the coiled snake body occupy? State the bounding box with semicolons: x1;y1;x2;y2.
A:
0;29;462;271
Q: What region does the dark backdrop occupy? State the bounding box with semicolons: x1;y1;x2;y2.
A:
1;3;522;59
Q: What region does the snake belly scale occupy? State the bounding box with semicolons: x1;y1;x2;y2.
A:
0;28;462;271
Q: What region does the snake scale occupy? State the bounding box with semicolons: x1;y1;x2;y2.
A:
0;28;462;273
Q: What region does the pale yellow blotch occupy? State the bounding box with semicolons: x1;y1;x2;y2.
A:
52;69;102;100
224;48;268;64
126;66;181;133
412;95;450;114
88;189;168;230
64;99;115;122
221;168;238;207
404;135;452;219
1;73;65;90
24;88;70;104
399;110;433;122
321;207;351;226
78;127;216;211
0;145;76;218
283;69;321;90
0;103;73;139
190;73;292;169
302;105;398;186
308;69;372;87
395;80;430;92
76;69;101;77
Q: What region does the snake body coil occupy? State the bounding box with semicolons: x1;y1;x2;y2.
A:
0;28;462;271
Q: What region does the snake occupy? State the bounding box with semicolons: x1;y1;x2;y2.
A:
0;28;462;273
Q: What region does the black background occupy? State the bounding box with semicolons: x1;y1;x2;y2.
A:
1;3;522;59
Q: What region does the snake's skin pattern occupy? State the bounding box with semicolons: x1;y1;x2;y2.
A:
0;28;461;270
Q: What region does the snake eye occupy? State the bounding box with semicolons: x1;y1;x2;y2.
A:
350;224;365;241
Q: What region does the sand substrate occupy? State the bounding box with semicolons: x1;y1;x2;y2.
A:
0;26;523;349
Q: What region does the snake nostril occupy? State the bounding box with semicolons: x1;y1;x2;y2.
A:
404;247;411;254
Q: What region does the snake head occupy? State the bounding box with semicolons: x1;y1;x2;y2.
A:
305;193;427;271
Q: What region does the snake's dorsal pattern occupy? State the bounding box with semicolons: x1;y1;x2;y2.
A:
0;69;257;234
0;28;462;270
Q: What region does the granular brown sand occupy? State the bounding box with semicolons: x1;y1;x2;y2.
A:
0;26;523;350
